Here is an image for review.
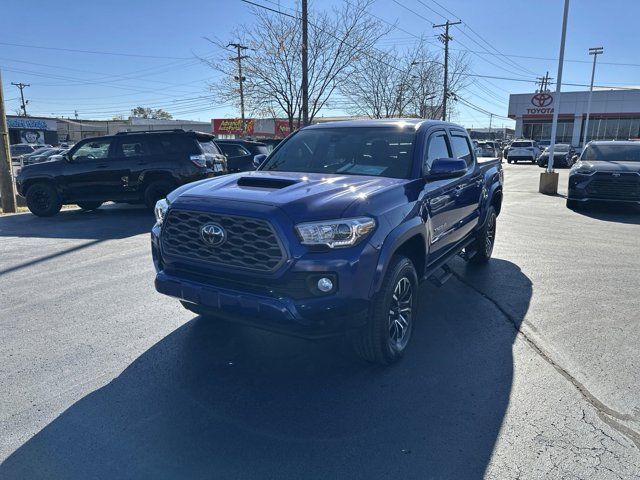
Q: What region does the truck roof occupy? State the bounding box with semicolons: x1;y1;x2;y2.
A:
305;118;462;130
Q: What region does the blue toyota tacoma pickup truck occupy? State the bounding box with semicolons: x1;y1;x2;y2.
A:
151;119;503;364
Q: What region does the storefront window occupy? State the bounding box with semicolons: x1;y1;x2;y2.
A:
523;121;573;143
582;117;640;141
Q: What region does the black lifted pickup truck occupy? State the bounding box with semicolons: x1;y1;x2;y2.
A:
152;119;504;364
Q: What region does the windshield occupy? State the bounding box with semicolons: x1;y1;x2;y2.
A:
261;127;416;178
582;144;640;162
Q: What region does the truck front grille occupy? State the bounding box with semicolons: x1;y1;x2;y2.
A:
161;209;286;272
586;175;640;199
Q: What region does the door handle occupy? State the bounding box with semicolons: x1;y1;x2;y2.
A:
96;164;108;169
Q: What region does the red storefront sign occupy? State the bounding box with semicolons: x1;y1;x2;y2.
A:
212;118;300;138
212;118;254;135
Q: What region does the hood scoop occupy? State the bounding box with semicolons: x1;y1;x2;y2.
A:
237;176;298;189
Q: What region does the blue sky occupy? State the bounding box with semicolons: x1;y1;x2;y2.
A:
1;0;639;128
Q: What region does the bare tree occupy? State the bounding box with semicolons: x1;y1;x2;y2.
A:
201;0;387;131
339;39;471;120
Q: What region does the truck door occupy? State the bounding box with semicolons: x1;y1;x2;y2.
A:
447;130;483;244
62;137;117;199
420;129;460;257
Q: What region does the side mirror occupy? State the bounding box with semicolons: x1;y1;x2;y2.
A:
63;153;72;162
428;158;468;180
572;154;579;162
253;154;267;169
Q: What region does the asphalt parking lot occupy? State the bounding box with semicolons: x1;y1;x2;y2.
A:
1;163;639;479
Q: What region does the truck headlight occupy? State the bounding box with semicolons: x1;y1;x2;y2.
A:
295;217;376;248
571;162;595;175
154;198;170;225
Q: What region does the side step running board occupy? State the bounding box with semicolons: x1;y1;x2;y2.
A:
429;264;452;287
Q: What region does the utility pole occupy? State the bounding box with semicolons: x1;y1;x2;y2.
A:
536;71;552;92
540;0;570;194
228;42;249;135
74;109;79;120
1;71;18;213
11;82;30;117
301;0;309;126
433;20;461;122
489;113;493;135
582;46;604;148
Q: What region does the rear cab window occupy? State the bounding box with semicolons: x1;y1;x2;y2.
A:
511;141;533;148
449;130;475;168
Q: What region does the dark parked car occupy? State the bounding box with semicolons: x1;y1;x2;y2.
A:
537;143;577;168
567;141;640;209
214;139;269;172
22;147;67;166
152;119;504;365
15;129;227;217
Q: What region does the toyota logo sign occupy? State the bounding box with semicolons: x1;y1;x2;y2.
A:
200;223;226;246
531;93;553;108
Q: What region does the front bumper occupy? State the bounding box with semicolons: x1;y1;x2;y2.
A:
568;172;640;205
151;222;377;338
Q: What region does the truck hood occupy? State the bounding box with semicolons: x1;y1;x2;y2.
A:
578;160;640;173
170;171;409;221
17;158;64;177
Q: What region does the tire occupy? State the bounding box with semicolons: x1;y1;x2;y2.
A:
25;182;62;217
77;201;102;211
513;159;518;164
566;199;580;210
352;255;418;365
143;180;174;210
506;159;512;164
470;205;497;265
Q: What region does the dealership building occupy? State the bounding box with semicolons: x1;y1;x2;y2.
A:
508;89;640;146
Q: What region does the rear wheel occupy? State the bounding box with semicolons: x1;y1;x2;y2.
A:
470;206;497;264
25;182;62;217
352;255;418;365
77;201;102;211
143;180;174;210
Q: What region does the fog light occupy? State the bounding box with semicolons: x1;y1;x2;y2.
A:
317;277;334;293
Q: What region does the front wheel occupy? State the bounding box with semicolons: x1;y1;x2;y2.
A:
470;206;497;264
25;182;62;217
352;255;418;365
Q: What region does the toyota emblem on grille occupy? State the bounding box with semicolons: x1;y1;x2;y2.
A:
200;223;226;246
611;173;621;177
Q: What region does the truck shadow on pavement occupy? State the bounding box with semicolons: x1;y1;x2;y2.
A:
0;204;154;240
570;204;640;225
0;258;532;480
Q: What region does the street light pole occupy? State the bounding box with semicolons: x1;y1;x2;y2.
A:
540;0;570;194
545;0;570;176
582;47;604;149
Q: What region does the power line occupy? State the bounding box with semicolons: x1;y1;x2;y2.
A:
0;41;190;60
